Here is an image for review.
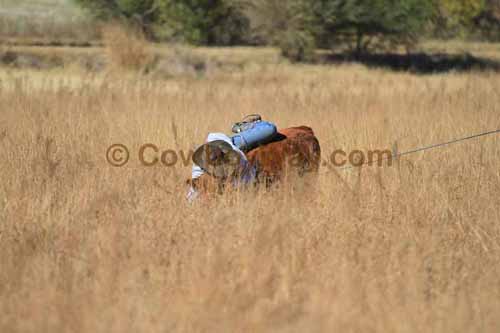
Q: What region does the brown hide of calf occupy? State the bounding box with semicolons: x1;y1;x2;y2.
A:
246;126;321;184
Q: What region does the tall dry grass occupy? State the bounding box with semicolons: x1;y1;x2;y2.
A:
1;62;500;332
101;24;155;72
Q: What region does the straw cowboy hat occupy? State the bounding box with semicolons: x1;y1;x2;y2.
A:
193;140;242;179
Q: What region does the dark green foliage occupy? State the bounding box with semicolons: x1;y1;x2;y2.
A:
472;0;500;41
240;0;434;59
73;0;497;61
279;30;316;62
313;0;434;54
73;0;249;45
72;0;158;38
73;0;156;20
241;0;317;61
430;0;486;38
154;0;249;44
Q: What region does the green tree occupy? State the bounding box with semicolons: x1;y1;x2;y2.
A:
73;0;249;45
433;0;486;37
471;0;500;40
240;0;317;61
72;0;159;37
313;0;434;54
154;0;249;44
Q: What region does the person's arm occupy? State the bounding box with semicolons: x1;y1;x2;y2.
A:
186;164;205;203
186;185;199;203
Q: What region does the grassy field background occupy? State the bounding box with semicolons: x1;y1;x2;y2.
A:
0;0;98;44
1;15;500;332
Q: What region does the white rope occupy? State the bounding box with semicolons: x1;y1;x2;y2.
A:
338;128;500;170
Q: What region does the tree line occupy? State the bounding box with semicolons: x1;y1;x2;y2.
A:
74;0;500;61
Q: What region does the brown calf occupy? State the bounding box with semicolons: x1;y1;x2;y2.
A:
246;126;321;184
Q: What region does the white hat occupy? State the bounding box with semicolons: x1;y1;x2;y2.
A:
192;140;242;179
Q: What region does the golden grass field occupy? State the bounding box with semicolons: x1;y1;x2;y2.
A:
1;40;500;332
